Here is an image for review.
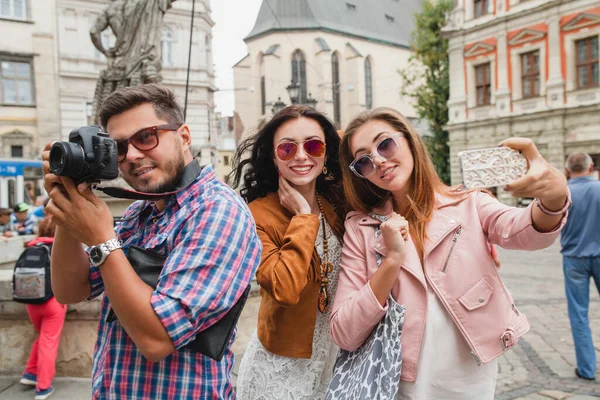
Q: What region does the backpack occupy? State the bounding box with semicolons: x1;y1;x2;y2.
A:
12;243;53;304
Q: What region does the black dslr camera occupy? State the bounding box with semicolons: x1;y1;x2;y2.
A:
49;126;119;184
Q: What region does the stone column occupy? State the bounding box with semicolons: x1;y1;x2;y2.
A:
495;32;511;117
546;14;564;108
448;38;467;123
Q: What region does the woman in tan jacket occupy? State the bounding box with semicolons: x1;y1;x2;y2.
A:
230;105;346;399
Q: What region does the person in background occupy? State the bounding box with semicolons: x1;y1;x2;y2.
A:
560;152;600;381
20;217;67;400
25;182;37;205
32;197;49;220
0;208;13;237
11;202;35;235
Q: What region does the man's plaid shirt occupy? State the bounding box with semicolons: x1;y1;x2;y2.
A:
88;165;261;399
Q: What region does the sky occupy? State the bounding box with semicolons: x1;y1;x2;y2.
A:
211;0;263;117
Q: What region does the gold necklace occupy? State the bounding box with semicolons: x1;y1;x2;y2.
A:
316;194;333;313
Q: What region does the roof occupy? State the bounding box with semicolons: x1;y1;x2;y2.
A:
245;0;424;48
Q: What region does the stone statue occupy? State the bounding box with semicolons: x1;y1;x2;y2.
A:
90;0;176;124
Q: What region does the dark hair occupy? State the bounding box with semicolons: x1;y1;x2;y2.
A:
98;84;184;130
38;217;56;238
230;105;346;220
0;208;11;216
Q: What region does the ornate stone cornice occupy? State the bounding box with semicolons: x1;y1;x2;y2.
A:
508;28;547;46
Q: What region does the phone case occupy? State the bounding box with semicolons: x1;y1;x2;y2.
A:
457;147;528;189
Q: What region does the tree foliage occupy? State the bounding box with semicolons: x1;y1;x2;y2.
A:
400;0;454;183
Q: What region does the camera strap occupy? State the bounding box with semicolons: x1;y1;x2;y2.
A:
96;158;203;201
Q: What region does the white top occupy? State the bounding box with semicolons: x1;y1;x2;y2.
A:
397;291;498;400
236;214;341;400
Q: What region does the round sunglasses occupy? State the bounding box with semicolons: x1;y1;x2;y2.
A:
349;132;404;179
114;124;182;163
276;138;326;161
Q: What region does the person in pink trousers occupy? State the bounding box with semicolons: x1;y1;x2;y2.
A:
20;217;67;400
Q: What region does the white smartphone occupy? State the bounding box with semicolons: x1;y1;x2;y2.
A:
457;147;528;189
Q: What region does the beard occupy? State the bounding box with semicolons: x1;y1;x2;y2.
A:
123;143;186;194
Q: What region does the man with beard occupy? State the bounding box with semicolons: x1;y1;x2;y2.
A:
41;84;261;399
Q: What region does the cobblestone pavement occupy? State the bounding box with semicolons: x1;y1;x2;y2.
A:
493;240;599;399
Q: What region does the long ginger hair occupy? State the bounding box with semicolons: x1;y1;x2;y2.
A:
340;107;464;259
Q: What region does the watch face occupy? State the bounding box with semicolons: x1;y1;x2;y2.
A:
90;246;104;264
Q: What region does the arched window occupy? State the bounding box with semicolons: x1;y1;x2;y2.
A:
365;57;373;109
291;50;307;103
161;27;173;66
332;52;341;127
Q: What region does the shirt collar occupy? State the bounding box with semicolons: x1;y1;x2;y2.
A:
568;175;596;184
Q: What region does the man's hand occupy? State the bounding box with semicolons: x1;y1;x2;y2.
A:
42;140;115;246
42;141;64;197
45;177;115;247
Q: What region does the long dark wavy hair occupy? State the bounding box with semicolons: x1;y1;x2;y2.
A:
230;105;346;223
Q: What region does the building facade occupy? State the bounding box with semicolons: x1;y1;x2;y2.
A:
233;0;422;138
0;0;216;163
444;0;600;204
214;112;242;184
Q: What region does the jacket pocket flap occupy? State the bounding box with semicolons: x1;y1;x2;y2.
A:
459;278;493;311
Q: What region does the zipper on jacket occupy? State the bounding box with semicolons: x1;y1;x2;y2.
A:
441;227;462;273
470;350;482;366
512;304;520;316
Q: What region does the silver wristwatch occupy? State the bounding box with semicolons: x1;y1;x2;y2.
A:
89;238;122;267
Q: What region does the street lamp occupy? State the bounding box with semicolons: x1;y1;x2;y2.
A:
286;81;301;104
305;93;317;109
272;96;286;114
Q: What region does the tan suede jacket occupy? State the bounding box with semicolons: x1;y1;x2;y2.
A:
248;192;344;358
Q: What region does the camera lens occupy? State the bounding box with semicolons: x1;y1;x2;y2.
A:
49;141;85;178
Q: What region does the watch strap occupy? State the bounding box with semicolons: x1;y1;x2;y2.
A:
103;238;122;252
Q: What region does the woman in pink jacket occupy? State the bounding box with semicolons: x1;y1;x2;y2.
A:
330;108;570;399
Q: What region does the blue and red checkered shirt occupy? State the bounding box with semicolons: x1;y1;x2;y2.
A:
88;165;261;399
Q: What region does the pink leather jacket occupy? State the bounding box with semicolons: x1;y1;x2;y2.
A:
330;191;567;382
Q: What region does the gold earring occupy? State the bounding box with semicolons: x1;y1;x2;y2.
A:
323;165;328;175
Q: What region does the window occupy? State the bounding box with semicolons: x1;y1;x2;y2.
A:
521;51;540;98
291;50;307;103
576;36;599;89
475;63;491;106
161;27;173;66
365;57;373;109
332;53;341;127
1;60;34;105
0;0;27;20
474;0;489;18
11;145;23;157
